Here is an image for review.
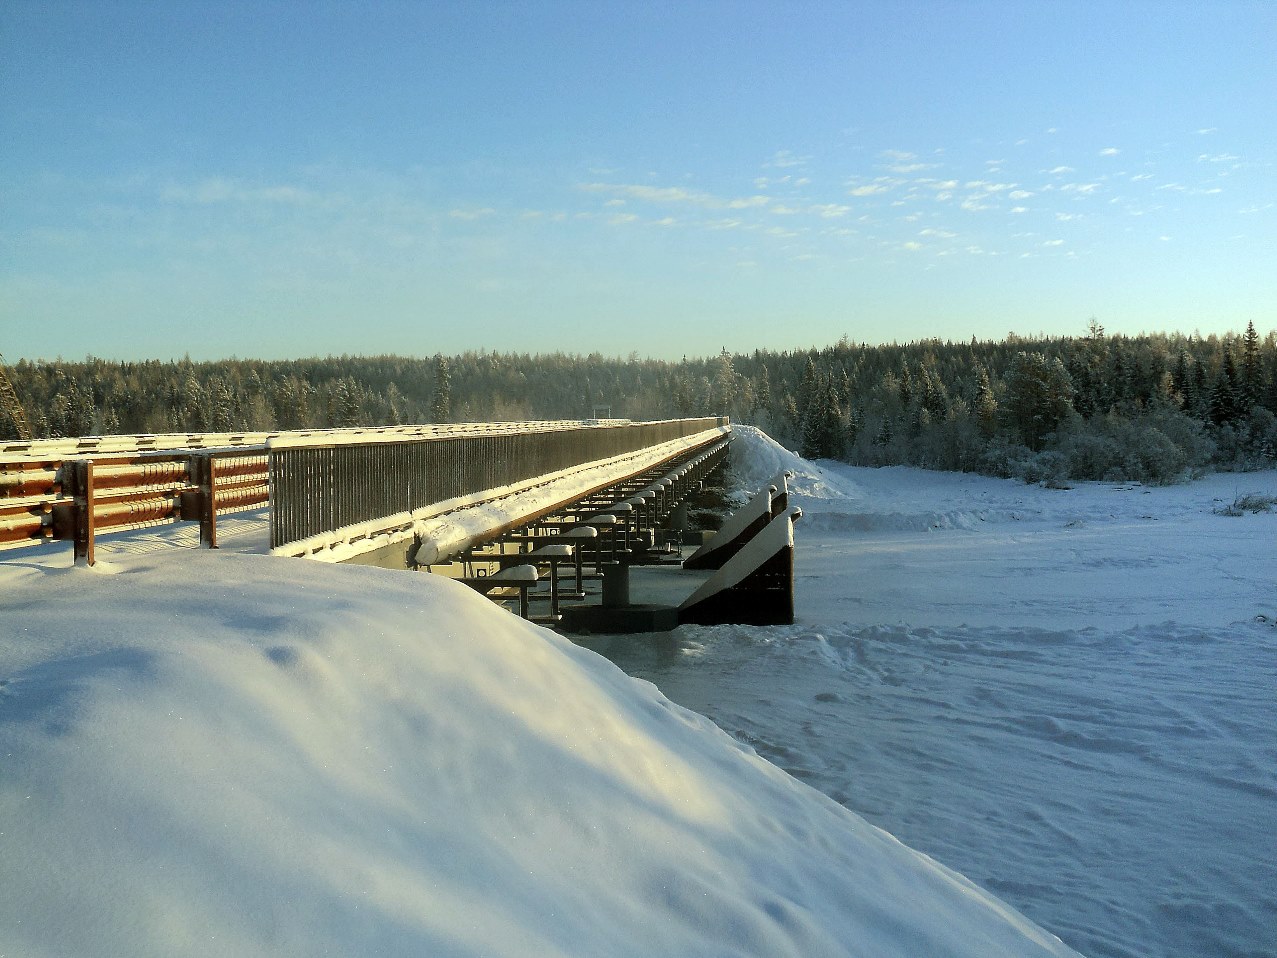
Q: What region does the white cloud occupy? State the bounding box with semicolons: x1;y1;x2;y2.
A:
770;204;801;215
810;203;850;218
1043;239;1065;246
1197;153;1240;163
652;217;678;227
849;184;891;196
919;228;956;238
1044;166;1075;175
1099;147;1121;156
608;213;639;225
580;182;770;212
902;241;923;251
727;195;771;209
1010;206;1029;214
1009;190;1034;200
1196;127;1218;135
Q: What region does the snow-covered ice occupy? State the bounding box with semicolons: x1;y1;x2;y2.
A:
586;427;1277;958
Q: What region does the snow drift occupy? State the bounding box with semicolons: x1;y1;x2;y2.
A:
0;552;1078;957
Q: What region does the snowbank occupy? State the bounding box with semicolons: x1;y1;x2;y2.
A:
0;553;1079;957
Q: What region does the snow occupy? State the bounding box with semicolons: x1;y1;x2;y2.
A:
3;423;1273;957
3;536;1074;955
588;426;1277;958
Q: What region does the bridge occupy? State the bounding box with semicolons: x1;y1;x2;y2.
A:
1;418;798;628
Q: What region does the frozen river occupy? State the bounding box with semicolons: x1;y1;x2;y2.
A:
582;429;1277;958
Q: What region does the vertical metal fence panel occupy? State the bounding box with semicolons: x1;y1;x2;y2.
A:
268;418;725;549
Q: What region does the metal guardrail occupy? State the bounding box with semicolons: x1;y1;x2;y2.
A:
269;418;727;549
0;448;268;561
0;420;621;460
0;419;729;564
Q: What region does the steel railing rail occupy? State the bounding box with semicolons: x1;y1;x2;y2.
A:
0;420;627;460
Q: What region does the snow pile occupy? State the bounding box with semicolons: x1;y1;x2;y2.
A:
731;428;1017;531
0;553;1079;957
728;425;865;504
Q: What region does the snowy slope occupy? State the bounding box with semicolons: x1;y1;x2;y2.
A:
0;552;1079;958
591;428;1277;958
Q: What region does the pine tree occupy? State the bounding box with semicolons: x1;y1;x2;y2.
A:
1003;352;1074;450
796;357;820;422
710;348;739;417
430;354;452;423
801;377;843;460
973;366;998;439
1209;345;1240;426
1240;321;1262;413
331;377;363;427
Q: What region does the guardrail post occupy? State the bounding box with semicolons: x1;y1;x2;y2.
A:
201;455;219;548
73;459;95;566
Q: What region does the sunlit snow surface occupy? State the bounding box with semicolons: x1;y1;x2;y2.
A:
2;511;1078;956
589;427;1277;958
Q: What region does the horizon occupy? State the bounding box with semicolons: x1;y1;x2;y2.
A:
3;1;1274;363
9;321;1273;369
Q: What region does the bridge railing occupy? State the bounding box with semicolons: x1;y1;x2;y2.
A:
269;418;727;550
0;420;609;459
1;419;729;564
0;447;268;562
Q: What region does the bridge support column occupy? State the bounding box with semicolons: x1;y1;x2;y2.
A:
601;562;630;609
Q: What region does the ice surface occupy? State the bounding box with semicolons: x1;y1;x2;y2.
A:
593;426;1277;958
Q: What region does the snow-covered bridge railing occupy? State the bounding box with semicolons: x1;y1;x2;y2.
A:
268;418;729;554
0;446;268;563
1;419;727;566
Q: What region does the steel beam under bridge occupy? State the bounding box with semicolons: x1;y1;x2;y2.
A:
268;418;731;563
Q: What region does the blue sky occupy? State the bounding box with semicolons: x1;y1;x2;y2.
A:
2;1;1273;362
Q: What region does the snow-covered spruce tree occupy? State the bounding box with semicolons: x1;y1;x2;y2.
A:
1240;320;1263;413
430;354;451;423
801;377;844;460
973;366;998;439
1002;352;1075;451
1208;345;1240;426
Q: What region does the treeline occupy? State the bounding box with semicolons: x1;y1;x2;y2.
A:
5;321;1276;483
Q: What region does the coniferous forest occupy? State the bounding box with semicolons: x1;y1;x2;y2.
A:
5;322;1276;484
